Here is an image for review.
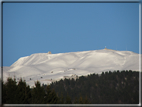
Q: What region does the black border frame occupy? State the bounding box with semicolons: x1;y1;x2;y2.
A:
1;0;141;106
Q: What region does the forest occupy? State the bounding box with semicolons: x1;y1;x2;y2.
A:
2;70;140;104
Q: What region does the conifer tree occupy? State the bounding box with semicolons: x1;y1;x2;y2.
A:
58;93;64;104
31;81;45;104
2;81;6;104
17;78;31;104
65;94;72;104
45;85;59;104
5;77;19;104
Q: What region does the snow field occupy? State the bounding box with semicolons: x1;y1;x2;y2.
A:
3;49;140;87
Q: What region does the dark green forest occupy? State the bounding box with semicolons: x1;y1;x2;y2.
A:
49;70;140;104
2;70;140;104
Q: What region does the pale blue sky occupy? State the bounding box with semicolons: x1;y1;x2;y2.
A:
3;2;139;66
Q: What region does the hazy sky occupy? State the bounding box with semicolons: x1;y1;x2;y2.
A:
3;2;139;66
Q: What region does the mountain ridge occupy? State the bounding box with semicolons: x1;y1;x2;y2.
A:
2;49;140;87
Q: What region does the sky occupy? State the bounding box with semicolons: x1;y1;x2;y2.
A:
2;2;139;66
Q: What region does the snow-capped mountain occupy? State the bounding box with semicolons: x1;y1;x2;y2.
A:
2;49;140;87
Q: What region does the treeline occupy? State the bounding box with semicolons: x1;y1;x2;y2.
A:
2;78;59;104
2;70;139;104
2;78;88;104
49;70;139;104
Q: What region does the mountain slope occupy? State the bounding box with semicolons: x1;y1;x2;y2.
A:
2;49;140;87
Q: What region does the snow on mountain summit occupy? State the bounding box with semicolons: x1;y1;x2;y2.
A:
3;49;140;87
11;53;51;66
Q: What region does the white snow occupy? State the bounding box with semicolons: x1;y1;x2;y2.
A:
2;49;141;87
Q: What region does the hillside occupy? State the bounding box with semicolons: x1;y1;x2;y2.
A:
49;70;139;104
2;49;140;87
2;70;139;104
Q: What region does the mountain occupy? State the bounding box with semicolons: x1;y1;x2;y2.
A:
2;49;140;87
